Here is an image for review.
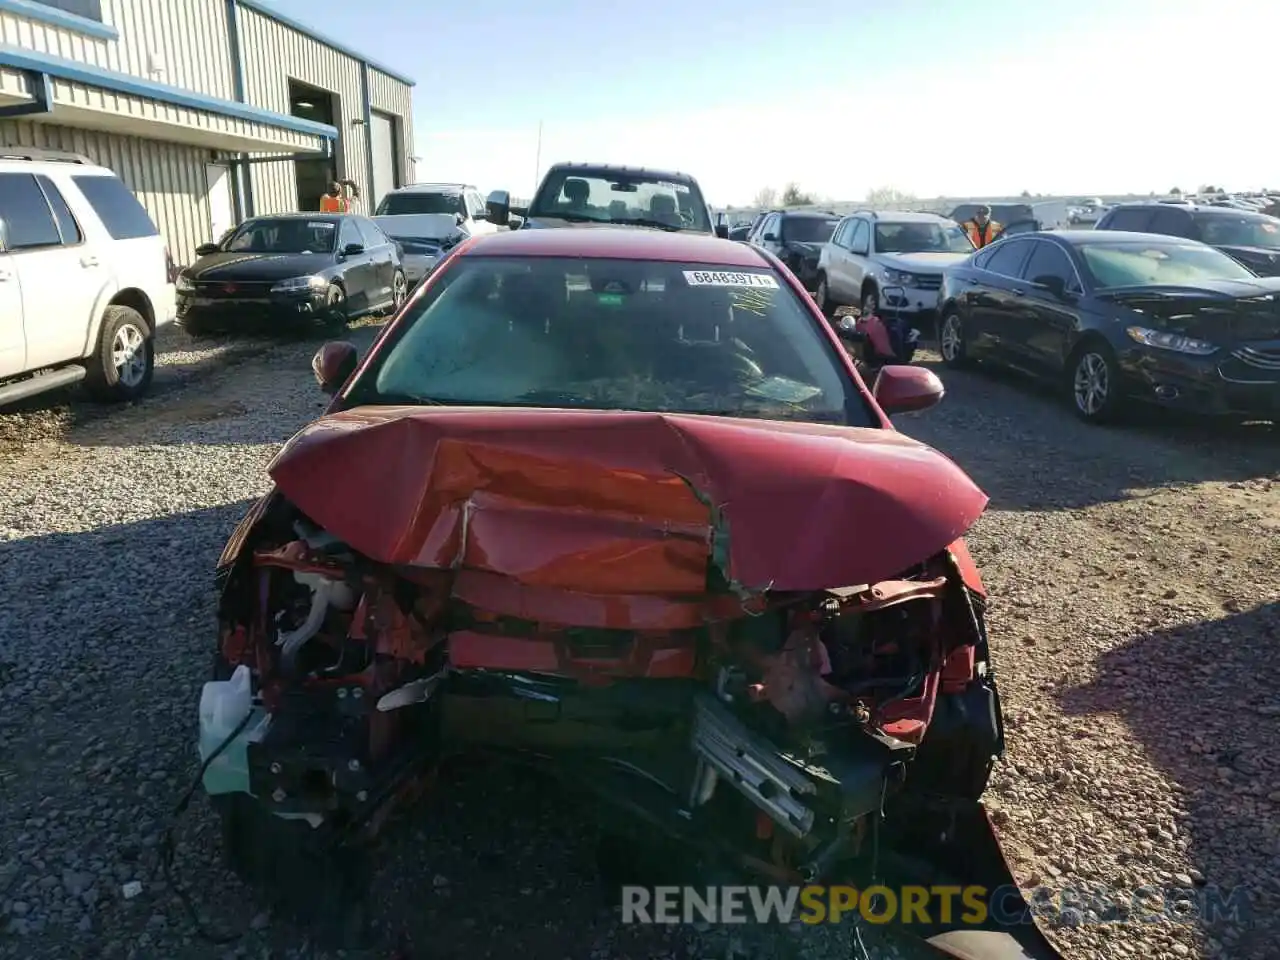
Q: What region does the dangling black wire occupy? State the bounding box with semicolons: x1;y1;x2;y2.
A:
849;776;889;960
153;709;256;944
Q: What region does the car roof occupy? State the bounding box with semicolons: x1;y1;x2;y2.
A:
246;212;343;221
388;182;472;193
462;227;771;266
546;162;698;183
1109;201;1276;220
1051;229;1206;245
859;210;951;223
781;210;840;219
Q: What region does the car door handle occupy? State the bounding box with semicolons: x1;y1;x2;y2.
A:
1012;288;1026;296
80;256;99;268
0;269;11;281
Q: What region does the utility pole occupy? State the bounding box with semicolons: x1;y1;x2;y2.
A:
533;120;543;195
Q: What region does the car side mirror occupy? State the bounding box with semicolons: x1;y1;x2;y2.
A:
715;224;729;239
341;242;364;257
486;189;511;227
195;242;220;256
312;341;358;395
872;364;945;415
762;232;777;242
1031;274;1068;299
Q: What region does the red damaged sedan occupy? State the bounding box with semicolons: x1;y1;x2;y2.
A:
202;228;1061;959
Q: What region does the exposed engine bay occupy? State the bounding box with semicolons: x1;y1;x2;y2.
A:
198;407;1064;959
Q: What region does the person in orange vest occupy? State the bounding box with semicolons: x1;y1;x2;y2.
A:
961;205;1003;248
319;179;359;213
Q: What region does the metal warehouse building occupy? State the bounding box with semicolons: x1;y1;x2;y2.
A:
0;0;416;264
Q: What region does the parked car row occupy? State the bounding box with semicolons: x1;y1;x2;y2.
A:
717;197;1280;425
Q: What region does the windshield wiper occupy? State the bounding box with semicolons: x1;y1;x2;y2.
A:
532;212;598;223
365;392;446;406
609;217;685;232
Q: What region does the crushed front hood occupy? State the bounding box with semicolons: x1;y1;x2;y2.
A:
372;213;460;241
879;252;971;271
1101;282;1280;341
268;407;987;598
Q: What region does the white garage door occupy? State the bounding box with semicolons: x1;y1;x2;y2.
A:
370;111;398;204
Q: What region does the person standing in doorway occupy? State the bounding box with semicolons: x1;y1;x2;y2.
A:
319;179;360;213
961;204;1003;248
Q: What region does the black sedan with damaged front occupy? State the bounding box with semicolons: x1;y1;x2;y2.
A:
936;230;1280;423
177;213;408;336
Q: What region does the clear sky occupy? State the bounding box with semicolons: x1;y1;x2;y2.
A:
267;0;1275;205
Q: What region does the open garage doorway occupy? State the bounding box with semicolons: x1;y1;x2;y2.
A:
289;79;338;211
370;110;401;208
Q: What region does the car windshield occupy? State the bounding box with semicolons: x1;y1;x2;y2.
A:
376;191;466;216
1079;241;1258;287
224;218;336;254
782;217;840;243
1196;215;1280;250
529;170;714;233
354;256;870;426
875;222;974;254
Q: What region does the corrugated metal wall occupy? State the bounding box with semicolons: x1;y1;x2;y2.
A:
0;0;415;238
0;0;235;100
0;119;212;266
367;68;414;191
49;77;317;154
236;6;366;215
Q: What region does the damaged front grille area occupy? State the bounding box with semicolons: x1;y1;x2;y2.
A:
204;502;1007;951
689;693;819;837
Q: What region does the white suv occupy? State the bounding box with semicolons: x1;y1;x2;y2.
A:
0;147;176;407
815;210;975;322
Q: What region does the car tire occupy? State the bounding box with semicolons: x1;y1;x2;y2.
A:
1068;341;1122;424
861;285;879;317
815;274;834;317
322;282;348;331
938;311;971;368
388;269;407;314
85;305;154;403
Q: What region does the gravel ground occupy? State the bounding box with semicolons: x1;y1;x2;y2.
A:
0;328;1275;960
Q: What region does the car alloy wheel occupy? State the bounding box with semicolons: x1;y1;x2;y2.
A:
862;289;878;316
392;271;407;310
940;314;964;363
113;322;148;388
1073;350;1110;417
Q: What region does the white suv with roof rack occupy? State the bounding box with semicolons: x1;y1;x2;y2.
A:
0;147;176;408
815;209;975;321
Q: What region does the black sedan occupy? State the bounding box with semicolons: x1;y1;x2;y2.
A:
177;213;408;336
935;230;1280;423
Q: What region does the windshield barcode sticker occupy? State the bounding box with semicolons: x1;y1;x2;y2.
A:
683;271;779;289
308;221;335;229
